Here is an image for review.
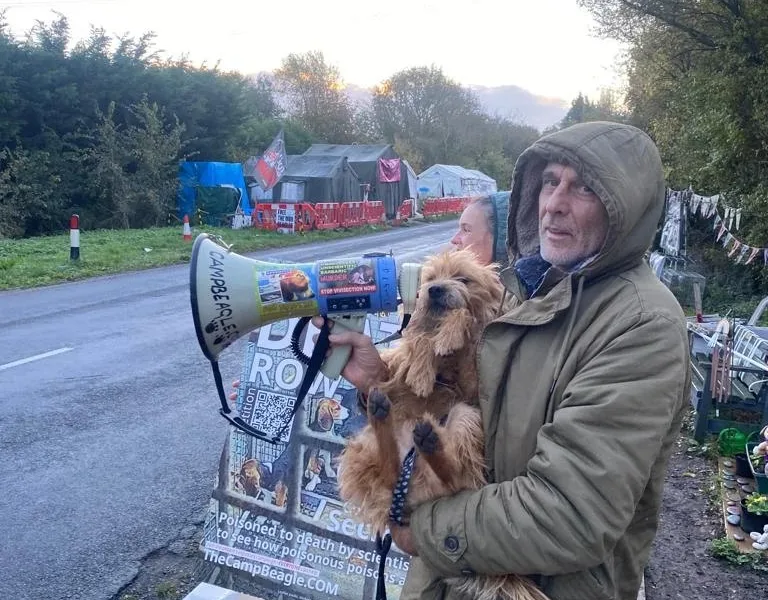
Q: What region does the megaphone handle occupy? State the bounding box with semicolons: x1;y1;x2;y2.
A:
321;314;367;379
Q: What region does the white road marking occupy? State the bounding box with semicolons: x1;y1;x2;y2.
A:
0;347;74;371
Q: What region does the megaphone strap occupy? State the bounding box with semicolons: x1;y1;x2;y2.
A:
209;318;334;444
289;316;315;365
212;359;233;417
210;360;275;442
273;317;333;440
374;443;420;600
375;532;393;600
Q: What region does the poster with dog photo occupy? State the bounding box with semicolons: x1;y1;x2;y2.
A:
201;314;411;600
256;266;319;323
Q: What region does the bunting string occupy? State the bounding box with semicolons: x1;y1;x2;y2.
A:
665;187;767;266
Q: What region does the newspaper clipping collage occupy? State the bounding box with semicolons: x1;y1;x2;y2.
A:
201;313;410;600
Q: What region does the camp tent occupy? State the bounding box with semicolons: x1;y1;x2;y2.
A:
302;144;411;218
403;160;418;203
271;155;362;203
178;161;251;223
416;164;497;199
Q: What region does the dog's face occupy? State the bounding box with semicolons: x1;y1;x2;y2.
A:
313;398;350;432
238;459;263;495
409;249;503;344
273;480;288;507
307;453;325;475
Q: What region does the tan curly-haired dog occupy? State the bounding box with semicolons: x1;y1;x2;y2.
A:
338;249;548;600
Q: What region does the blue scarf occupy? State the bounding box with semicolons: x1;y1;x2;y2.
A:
514;253;551;298
514;251;598;299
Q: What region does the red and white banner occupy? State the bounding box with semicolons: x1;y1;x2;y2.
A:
246;130;287;192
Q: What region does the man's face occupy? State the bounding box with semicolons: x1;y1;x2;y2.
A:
538;162;609;269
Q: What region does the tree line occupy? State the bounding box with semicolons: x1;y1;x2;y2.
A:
7;5;765;315
575;0;768;311
0;13;544;238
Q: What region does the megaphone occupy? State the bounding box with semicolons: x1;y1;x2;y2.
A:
189;233;421;442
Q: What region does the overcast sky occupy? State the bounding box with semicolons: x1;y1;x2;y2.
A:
2;0;626;101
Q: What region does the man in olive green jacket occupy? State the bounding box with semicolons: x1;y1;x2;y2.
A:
330;121;691;600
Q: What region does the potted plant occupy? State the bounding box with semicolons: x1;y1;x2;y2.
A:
741;493;768;534
747;441;768;493
751;452;764;471
735;451;753;478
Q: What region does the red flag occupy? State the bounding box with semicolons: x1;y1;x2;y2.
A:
247;130;287;191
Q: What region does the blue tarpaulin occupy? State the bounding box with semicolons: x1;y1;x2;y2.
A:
177;161;251;218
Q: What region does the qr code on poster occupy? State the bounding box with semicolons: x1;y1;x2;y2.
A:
252;390;296;442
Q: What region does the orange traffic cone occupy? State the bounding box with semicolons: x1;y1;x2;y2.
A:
182;214;192;241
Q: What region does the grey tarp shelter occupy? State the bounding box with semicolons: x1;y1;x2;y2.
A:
272;155;362;203
302;144;411;218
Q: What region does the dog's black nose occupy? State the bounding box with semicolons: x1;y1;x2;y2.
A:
428;284;445;299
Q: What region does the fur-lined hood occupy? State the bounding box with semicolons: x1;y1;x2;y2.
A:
506;121;665;281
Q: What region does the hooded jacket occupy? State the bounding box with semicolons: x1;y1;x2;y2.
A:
402;122;691;600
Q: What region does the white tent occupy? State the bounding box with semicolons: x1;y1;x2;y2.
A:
403;160;418;199
416;164;497;199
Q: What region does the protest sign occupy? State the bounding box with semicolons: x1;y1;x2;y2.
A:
201;313;410;600
183;582;265;600
249;255;397;326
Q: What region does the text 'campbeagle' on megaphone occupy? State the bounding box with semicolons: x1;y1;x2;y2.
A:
189;233;422;443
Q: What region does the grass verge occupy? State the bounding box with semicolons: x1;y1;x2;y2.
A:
0;223;395;291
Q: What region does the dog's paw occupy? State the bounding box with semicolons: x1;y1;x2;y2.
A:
413;420;440;455
367;389;391;422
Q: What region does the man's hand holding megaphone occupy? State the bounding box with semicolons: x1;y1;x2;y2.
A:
309;316;389;393
229;315;388;404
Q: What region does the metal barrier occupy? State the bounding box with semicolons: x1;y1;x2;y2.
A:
421;197;467;217
363;201;386;225
314;203;339;230
339;202;364;228
250;197;462;231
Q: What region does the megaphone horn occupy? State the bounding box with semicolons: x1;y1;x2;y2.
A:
189;233;405;442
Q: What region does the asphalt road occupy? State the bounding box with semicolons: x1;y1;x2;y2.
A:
0;220;457;600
